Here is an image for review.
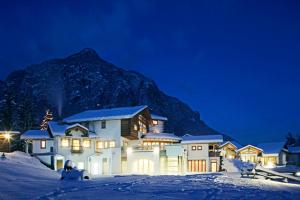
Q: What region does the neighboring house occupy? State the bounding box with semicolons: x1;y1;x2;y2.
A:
219;141;242;159
287;146;300;166
236;145;263;163
21;105;225;176
257;142;287;167
181;134;223;173
0;131;20;152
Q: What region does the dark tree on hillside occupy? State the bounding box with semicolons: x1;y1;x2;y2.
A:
0;92;15;130
286;132;296;146
17;95;36;132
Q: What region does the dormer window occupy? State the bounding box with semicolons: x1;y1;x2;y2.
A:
101;121;106;129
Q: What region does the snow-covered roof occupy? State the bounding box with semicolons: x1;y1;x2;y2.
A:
257;142;286;155
142;133;181;141
181;134;223;144
288;146;300;154
236;144;263;153
63;105;148;123
48;121;89;136
21;130;50;140
219;141;243;149
48;121;68;136
151;114;168;121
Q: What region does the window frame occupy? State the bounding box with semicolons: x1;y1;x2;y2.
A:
83;139;91;148
61;138;70;147
197;146;202;150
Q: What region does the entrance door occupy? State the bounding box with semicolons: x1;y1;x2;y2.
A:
210;160;218;172
102;158;110;175
56;159;64;170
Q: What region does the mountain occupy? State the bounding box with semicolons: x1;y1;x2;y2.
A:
0;48;231;140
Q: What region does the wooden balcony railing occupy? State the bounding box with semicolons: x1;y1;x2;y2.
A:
209;151;220;157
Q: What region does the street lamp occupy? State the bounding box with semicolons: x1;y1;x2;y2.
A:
4;131;11;152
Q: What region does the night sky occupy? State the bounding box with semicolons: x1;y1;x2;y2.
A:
0;0;300;144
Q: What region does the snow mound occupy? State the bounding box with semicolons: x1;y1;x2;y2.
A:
3;151;49;170
222;158;244;172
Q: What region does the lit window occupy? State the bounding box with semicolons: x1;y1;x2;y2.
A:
83;140;91;148
101;121;106;129
61;139;69;147
152;120;158;125
72;139;81;151
77;162;84;170
192;146;196;151
197;146;202;150
96;141;103;149
104;141;108;148
40;140;46;149
109;141;116;148
134;124;138;131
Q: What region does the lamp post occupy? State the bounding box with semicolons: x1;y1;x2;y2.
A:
4;131;11;153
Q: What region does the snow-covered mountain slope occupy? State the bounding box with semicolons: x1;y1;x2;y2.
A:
0;48;231;139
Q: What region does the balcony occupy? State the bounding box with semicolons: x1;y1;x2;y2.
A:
71;146;83;153
209;151;220;157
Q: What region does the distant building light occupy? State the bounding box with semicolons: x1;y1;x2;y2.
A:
4;133;11;140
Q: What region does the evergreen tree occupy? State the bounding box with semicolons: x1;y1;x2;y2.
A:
17;95;36;132
0;92;15;130
286;132;296;146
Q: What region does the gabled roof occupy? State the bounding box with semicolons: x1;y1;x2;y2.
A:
237;144;263;153
48;121;89;136
63;105;148;123
257;142;286;155
181;134;223;144
21;130;50;140
219;141;243;149
142;133;181;141
151;114;168;121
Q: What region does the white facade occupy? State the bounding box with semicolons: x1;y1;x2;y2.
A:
22;106;224;176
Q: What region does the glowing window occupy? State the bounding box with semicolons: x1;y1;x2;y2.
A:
40;140;46;149
192;146;196;151
152;120;158;125
197;146;202;150
61;139;69;147
77;162;84;170
109;141;116;148
83;140;91;148
96;141;103;149
72;139;81;151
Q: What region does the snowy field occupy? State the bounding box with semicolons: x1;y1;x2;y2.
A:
1;152;300;200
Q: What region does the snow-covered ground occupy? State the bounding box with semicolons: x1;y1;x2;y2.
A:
1;152;300;200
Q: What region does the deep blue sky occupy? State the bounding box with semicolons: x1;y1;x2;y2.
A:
0;0;300;144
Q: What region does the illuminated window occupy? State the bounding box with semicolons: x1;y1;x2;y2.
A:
101;121;106;129
192;146;196;151
61;138;69;147
72;139;81;151
104;141;108;148
152;120;158;125
40;140;46;149
83;140;91;148
109;141;116;148
197;146;202;150
77;162;84;170
96;141;103;149
134;124;138;131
